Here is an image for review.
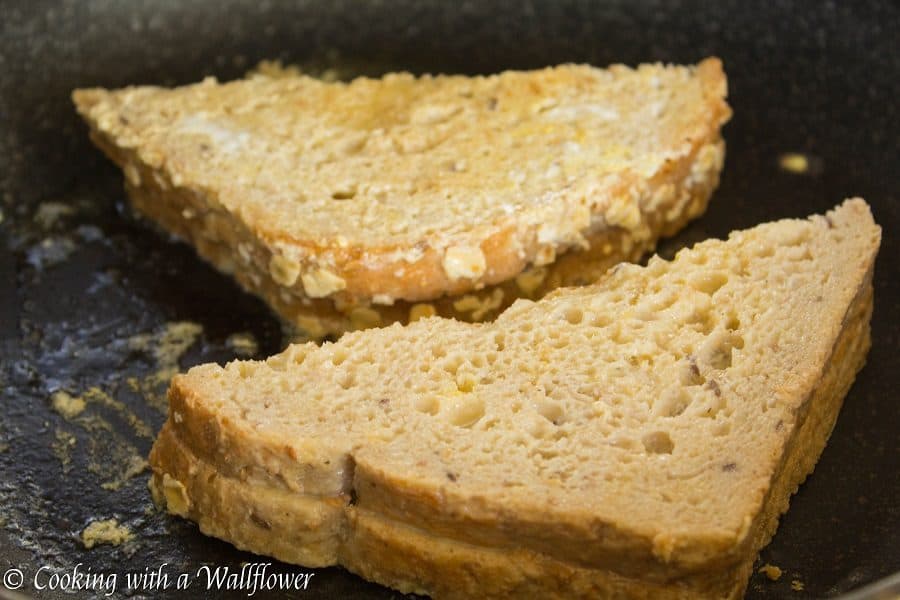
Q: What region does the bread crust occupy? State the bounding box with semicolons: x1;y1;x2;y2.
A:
148;201;879;598
75;60;729;338
149;425;345;567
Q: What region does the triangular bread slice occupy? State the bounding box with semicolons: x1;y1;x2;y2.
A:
149;199;879;599
74;59;730;338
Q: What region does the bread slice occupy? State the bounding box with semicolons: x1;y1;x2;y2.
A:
149;199;879;598
73;59;730;338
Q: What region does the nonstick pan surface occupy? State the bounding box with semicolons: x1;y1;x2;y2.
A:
1;1;898;598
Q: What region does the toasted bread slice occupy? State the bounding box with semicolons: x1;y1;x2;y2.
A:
149;199;879;598
74;59;729;338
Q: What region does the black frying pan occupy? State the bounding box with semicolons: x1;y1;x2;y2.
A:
1;1;898;598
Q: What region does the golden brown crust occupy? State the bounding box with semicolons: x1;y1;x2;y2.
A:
74;60;730;338
82;130;724;338
149;425;345;567
342;507;750;600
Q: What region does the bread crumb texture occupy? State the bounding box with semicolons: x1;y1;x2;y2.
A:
226;331;259;358
758;563;783;581
149;200;879;598
50;391;86;419
80;518;134;549
74;59;730;336
127;321;203;410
